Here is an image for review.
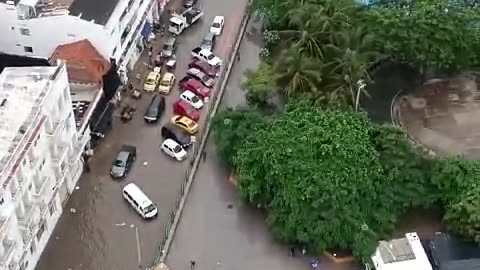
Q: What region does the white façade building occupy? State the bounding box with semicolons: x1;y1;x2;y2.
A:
371;232;433;270
0;63;90;270
0;0;164;71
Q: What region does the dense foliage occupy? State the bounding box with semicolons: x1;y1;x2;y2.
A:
213;101;480;261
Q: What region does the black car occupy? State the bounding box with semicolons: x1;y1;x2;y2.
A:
161;124;193;148
200;32;216;51
144;94;165;123
161;37;177;58
184;0;197;8
110;145;137;179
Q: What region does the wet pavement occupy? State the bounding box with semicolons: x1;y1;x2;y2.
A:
395;73;480;159
34;0;245;269
165;18;313;270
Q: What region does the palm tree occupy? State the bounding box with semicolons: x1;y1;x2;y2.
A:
274;46;323;99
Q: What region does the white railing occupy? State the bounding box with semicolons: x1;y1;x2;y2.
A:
0;216;10;242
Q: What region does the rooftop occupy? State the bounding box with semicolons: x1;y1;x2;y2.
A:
429;232;480;270
50;39;110;85
378;237;417;263
0;65;62;175
68;0;120;25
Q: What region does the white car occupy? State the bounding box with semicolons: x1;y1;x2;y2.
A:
161;139;187;161
210;16;224;35
180;90;204;109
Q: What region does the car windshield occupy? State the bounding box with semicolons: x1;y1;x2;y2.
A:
146;78;156;84
191;95;200;103
144;204;156;214
206;54;214;60
212;22;221;28
160;79;170;86
173;145;183;153
114;159;125;167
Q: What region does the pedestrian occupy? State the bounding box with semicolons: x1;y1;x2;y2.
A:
290;247;295;257
190;260;196;269
148;46;153;57
202;150;207;162
236;51;240;61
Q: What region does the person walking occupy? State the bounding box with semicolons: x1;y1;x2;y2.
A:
190;260;196;269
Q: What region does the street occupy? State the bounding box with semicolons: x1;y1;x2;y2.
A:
34;0;245;269
165;18;312;270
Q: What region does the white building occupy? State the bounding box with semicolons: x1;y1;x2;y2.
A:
371;232;433;270
0;0;164;71
0;62;90;270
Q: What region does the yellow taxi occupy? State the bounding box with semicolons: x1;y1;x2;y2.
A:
158;72;176;94
171;115;199;135
143;67;161;92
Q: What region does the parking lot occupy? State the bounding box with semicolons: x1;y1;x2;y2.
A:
35;0;246;269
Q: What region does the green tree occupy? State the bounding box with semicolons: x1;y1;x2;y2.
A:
234;99;394;261
444;185;480;242
242;63;277;108
211;107;265;168
361;0;480;72
274;47;323;98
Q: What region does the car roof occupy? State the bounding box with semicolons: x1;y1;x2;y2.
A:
187;78;202;87
147;71;159;79
175;100;191;108
163;138;180;148
182;90;196;98
187;68;201;75
163;73;174;80
123;183;153;207
176;115;193;124
213;16;224;22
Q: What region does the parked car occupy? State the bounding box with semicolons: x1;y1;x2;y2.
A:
173;100;200;121
144;94;166;123
200;31;216;51
110;145;137;179
161;37;177;58
161;138;188;161
143;67;161;92
171;115;199;134
188;59;218;78
180;90;204;109
191;47;222;68
186;68;215;88
158;72;176;94
161;123;193;148
184;0;198;9
178;77;210;99
210;16;225;35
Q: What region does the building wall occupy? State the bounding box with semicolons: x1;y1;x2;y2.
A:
0;0;162;71
0;64;89;270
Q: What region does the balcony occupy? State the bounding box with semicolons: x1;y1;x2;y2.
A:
51;143;69;164
33;176;53;202
45;118;64;137
70;134;90;161
0;216;11;241
0;240;16;266
17;204;37;233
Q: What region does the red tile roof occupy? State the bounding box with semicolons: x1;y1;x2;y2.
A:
50;39;110;86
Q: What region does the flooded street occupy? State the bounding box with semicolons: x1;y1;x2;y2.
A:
34;0;244;269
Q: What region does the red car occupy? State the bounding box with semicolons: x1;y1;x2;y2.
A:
173;100;200;121
178;77;210;99
188;60;218;78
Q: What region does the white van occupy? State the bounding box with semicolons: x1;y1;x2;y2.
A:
122;183;158;219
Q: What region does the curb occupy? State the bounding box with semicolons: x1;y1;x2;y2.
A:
157;11;251;264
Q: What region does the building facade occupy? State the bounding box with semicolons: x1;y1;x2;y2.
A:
0;0;165;71
0;63;89;270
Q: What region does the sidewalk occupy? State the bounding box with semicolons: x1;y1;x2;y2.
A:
165;18;310;270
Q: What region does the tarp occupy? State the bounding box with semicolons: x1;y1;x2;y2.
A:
142;22;153;41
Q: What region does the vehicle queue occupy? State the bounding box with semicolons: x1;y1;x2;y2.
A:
112;2;226;220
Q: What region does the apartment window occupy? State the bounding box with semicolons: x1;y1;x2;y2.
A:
24;46;33;53
29;241;36;254
20;28;30;36
48;201;56;216
36;221;45;241
0;198;4;205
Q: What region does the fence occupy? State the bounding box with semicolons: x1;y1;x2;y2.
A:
150;4;252;268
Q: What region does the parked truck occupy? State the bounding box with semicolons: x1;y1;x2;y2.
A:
168;8;204;35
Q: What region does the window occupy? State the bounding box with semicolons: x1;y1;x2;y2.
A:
48;201;56;216
36;221;45;240
24;46;33;53
29;241;36;254
0;197;4;205
20;28;30;36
